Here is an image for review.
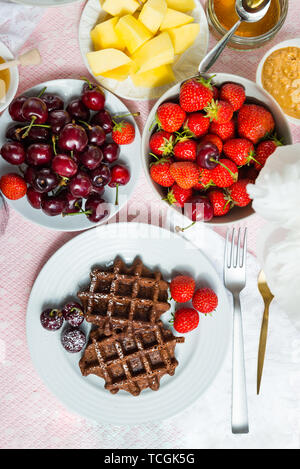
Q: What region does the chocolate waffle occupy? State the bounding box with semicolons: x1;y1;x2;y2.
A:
79;321;184;396
78;257;170;335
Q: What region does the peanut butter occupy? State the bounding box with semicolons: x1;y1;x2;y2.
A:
0;57;10;93
262;47;300;120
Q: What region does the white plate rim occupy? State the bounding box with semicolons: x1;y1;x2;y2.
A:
0;78;141;232
256;38;300;126
26;222;231;425
78;0;209;101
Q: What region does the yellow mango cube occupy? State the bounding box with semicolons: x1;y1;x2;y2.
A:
101;63;132;81
139;0;167;34
131;64;175;87
115;15;152;55
166;0;195;12
168;23;200;54
160;8;193;30
90;17;125;51
87;48;132;76
131;32;174;74
102;0;140;16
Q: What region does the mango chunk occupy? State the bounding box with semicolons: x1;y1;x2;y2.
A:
160;8;193;30
131;64;175;87
102;0;140;16
139;0;167;34
168;23;200;54
115;15;152;55
87;48;132;76
131;32;174;74
101;63;133;81
90;17;125;51
166;0;195;12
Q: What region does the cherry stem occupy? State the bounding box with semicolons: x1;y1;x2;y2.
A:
113;112;140;119
37;86;47;98
49;309;60;317
52;135;57;156
80;76;94;89
115;184;119;206
63;209;92;217
175;222;196;232
22;116;37;138
78;119;91;130
211;158;235;178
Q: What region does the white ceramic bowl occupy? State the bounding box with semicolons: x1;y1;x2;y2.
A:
78;0;209;101
141;73;292;225
256;38;300;126
0;79;141;232
0;41;19;114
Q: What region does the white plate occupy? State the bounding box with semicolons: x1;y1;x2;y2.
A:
78;0;209;101
26;222;231;425
0;41;19;114
11;0;81;6
0;79;141;231
256;38;300;126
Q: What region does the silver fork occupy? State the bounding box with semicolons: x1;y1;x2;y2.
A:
224;227;249;434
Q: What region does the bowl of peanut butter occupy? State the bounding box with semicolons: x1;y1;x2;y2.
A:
256;38;300;125
0;41;19;114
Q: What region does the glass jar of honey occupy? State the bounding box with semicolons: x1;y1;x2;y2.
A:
206;0;288;50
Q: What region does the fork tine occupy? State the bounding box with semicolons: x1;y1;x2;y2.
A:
230;228;235;268
225;229;230;268
241;228;247;267
235;228;241;268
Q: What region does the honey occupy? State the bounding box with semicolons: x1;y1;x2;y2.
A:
213;0;281;37
0;56;10;94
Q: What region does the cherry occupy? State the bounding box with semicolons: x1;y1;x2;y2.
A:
32;168;58;193
196;142;220;170
52;153;78;178
81;84;105;111
184;195;214;224
58;123;88;153
66;98;90;121
61;327;86;353
24;166;37;184
0;141;26;165
108;164;130;205
40;308;63;331
27;187;44;209
26;143;53;166
6;124;24;142
42;93;64;112
90;163;111;188
62;302;84;327
102;142;120;164
41;193;67;216
69;171;91;198
90;185;105;196
48;110;71;135
91;109;113;134
85;194;109;223
87;125;106;146
22;97;48;124
27;126;50;143
9;96;27;122
79;145;103;170
62;191;83;215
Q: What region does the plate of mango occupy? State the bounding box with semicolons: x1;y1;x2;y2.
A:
79;0;209;100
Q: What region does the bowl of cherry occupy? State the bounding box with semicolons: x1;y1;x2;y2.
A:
0;78;141;231
141;72;292;226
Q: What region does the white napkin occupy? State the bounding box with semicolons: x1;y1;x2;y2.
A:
0;0;43;55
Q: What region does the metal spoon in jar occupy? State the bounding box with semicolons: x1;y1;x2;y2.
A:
199;0;272;73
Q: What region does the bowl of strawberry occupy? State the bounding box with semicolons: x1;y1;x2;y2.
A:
142;73;292;225
0;78;141;231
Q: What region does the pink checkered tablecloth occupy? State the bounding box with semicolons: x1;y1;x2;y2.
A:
0;0;300;449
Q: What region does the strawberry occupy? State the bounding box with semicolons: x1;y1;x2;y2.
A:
254;137;282;170
228;179;251;207
184;112;210;137
211;158;238;188
165;183;192;208
150;157;174;187
149;130;174;156
194;168;215;191
179;76;213;112
212;85;219;100
204;99;234;124
237;104;275;144
169;161;200;190
170;274;196;302
192;288;218;314
171;308;199;333
208;189;232;216
200;133;223;154
0;173;27;200
112;120;135;144
219;82;246;111
156;102;186;132
209;119;235;141
173;138;197;161
223;138;256;166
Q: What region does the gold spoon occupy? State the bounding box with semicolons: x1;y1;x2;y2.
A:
257;270;274;394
